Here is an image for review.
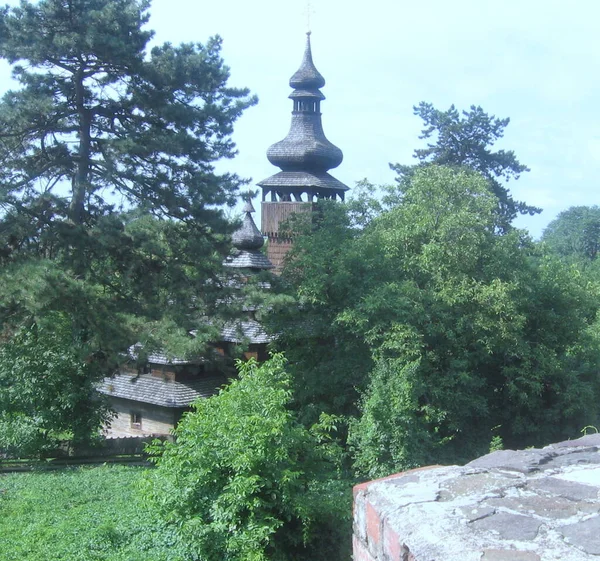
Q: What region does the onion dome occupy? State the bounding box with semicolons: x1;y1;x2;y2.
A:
258;33;348;202
224;200;274;270
289;32;325;91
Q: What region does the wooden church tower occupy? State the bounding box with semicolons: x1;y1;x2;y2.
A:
258;33;348;270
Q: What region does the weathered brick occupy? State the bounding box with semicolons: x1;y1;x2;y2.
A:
366;501;382;556
353;489;368;542
383;524;401;561
353;534;376;561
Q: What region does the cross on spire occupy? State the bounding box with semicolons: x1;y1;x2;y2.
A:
304;0;315;33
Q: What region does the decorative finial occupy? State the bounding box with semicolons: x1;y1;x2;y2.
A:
242;198;255;214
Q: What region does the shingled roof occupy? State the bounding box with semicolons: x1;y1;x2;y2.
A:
258;170;349;193
98;373;225;408
221;319;273;344
223;250;274;269
289;32;325;90
127;343;207;366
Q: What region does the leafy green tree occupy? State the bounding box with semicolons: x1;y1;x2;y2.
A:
348;359;431;478
0;312;110;456
276;166;600;476
390;102;538;229
267;201;374;426
0;0;256;449
542;206;600;262
145;354;351;561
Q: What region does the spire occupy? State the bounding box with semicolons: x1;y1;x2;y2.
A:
231;199;263;251
258;33;348;202
289;32;325;91
224;199;274;270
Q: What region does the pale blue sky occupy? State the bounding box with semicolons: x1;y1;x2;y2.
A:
1;0;599;237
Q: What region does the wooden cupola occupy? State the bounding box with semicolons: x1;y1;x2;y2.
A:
258;33;348;270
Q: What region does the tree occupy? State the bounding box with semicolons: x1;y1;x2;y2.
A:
0;312;111;456
542;206;600;263
390;102;538;229
266;201;374;426
0;0;255;229
0;0;256;448
276;166;600;475
145;354;351;561
348;359;432;478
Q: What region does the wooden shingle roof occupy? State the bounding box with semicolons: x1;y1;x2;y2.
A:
98;373;225;408
289;32;325;90
224;199;274;270
221;319;273;344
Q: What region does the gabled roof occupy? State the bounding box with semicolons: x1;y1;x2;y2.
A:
221;319;273;344
99;373;226;408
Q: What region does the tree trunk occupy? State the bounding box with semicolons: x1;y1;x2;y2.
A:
70;68;91;225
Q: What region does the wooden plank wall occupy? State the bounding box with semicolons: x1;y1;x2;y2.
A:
261;202;312;237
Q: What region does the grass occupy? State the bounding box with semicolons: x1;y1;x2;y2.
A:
0;465;187;561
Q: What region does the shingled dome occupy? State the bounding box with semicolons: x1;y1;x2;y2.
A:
224;199;274;270
231;200;264;250
258;32;348;203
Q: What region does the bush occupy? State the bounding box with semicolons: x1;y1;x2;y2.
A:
144;354;351;561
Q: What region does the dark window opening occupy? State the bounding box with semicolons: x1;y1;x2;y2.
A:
131;412;142;430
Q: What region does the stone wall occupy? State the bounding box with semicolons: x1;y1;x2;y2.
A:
353;434;600;561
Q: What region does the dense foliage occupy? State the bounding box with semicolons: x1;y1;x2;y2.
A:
0;466;188;561
145;354;351;561
274;166;600;477
542;206;600;263
0;0;256;448
0;312;111;455
1;4;599;556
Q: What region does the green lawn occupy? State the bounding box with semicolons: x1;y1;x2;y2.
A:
0;465;186;561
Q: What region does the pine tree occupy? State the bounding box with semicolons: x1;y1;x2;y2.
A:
0;0;256;450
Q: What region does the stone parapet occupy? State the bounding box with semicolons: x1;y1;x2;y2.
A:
353;435;600;561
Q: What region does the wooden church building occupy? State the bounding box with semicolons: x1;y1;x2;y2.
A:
98;33;347;436
98;202;273;437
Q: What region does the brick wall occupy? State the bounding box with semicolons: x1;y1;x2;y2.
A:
353;467;434;561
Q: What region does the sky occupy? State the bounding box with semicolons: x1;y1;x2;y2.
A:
1;0;600;237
